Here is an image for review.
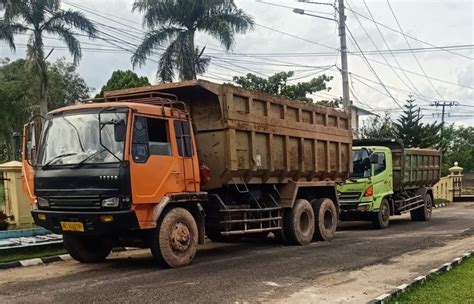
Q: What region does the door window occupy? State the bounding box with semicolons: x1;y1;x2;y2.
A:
174;120;193;157
132;116;171;163
374;153;386;175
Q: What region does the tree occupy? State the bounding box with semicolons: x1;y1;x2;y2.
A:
233;71;334;103
442;126;474;174
360;112;397;139
0;58;90;162
96;70;150;98
132;0;254;82
0;0;97;116
395;96;442;148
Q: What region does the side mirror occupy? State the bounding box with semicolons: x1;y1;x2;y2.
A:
114;119;126;142
25;115;45;167
370;153;379;164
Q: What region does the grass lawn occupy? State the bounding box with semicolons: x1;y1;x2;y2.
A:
0;243;66;263
390;257;474;303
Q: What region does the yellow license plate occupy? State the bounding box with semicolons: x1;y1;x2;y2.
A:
60;221;84;232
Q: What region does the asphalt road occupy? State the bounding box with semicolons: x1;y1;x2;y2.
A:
1;202;473;303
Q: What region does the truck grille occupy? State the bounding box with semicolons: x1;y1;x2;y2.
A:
339;191;362;210
49;196;101;210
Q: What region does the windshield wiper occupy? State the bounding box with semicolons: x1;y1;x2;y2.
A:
42;153;78;169
73;149;107;168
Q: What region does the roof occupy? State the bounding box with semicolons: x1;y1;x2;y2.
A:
350;104;378;116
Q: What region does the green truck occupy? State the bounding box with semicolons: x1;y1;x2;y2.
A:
338;139;441;228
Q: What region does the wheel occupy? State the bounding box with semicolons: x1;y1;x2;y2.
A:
311;198;338;241
411;195;432;221
63;234;111;263
373;199;390;229
150;207;198;268
285;199;315;245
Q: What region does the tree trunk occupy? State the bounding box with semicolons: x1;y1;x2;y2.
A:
38;65;48;117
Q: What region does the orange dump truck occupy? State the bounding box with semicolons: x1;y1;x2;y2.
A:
22;80;352;267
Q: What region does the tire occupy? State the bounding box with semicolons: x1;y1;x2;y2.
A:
63;234;111;263
150;207;198;268
311;198;338;241
285;199;315;245
411;194;432;222
372;199;390;229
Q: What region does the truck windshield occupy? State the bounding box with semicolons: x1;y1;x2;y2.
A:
351;149;371;178
38;111;127;167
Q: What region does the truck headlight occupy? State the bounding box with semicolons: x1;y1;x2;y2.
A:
37;197;49;207
102;197;120;207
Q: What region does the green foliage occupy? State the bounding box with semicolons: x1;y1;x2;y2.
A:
96;70;151;98
0;58;89;162
360;112;397;139
441;125;474;174
0;0;97;115
132;0;254;82
233;71;334;103
395;97;442;148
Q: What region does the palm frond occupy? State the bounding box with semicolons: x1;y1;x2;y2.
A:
131;26;183;67
45;24;82;64
0;21;27;51
133;0;192;29
42;9;97;38
157;41;177;83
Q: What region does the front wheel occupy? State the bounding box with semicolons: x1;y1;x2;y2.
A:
63;234;111;263
373;199;390;229
150;207;198;268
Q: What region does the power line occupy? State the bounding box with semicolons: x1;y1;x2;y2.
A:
346;0;422;100
386;0;445;101
345;24;403;109
360;0;422;96
344;4;474;60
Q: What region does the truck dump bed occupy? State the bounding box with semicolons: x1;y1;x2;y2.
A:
354;139;441;191
106;80;353;190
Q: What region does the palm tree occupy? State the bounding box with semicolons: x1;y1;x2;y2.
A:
0;0;97;116
132;0;254;82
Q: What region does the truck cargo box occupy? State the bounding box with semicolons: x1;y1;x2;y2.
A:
106;80;353;190
354;139;441;191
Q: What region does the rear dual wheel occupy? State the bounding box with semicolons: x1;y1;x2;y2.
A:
411;195;432;221
278;199;315;245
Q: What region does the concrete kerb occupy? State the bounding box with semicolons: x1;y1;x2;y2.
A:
0;247;136;270
433;203;449;209
369;250;473;304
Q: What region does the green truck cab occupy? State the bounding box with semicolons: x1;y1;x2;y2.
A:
338;139;441;229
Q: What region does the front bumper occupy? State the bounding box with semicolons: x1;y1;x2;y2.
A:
32;209;139;235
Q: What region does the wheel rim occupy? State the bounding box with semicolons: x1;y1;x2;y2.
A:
323;209;334;230
381;203;390;223
170;221;191;254
299;211;311;235
426;198;432;217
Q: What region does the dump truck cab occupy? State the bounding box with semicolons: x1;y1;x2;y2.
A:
339;146;394;214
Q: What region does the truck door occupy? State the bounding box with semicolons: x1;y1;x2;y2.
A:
173;120;199;192
129;115;183;203
371;152;391;200
21;116;44;203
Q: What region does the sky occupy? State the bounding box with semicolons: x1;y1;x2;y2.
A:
1;0;473;127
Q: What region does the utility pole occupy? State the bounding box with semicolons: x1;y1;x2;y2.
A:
429;101;459;126
338;0;350;110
